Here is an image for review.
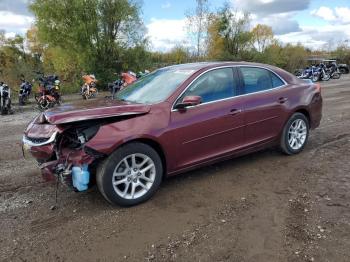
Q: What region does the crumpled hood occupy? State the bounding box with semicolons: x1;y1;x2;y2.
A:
43;98;151;124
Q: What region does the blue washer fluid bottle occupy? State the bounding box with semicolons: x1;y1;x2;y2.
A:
72;164;90;191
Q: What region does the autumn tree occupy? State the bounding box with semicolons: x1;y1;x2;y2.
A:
206;15;225;59
186;0;210;58
251;24;274;52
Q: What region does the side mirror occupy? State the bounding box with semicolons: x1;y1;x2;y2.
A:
175;95;202;110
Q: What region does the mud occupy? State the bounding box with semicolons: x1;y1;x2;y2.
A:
0;77;349;261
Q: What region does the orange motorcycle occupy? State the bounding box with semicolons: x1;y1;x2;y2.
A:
81;74;98;100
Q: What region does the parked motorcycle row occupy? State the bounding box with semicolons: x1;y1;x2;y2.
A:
82;70;149;100
0;69;150;115
295;60;345;82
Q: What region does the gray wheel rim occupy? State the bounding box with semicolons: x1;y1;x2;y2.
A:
112;153;156;200
288;119;307;150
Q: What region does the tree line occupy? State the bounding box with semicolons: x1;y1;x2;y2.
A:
0;0;349;93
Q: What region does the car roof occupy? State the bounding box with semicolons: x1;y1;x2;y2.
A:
161;61;298;85
162;61;279;71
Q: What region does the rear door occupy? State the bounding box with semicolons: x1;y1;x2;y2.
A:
169;67;245;170
238;66;290;146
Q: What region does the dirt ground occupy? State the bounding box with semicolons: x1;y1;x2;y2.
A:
0;76;349;262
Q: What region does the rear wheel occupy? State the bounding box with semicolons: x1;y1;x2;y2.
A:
280;113;309;155
332;72;341;79
97;142;163;206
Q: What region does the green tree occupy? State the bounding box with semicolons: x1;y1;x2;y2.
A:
0;33;37;89
216;3;252;59
30;0;147;85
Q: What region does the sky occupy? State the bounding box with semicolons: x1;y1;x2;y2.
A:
0;0;350;51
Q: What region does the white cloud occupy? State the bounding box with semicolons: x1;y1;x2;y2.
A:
234;0;310;15
334;7;350;24
0;11;34;35
311;6;350;24
311;7;336;21
233;1;304;35
277;23;350;50
0;0;32;16
161;1;171;9
4;32;17;38
146;18;189;51
251;12;301;35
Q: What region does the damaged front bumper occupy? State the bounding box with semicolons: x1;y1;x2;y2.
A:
22;130;102;191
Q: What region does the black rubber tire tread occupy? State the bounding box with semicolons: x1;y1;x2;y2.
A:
280;112;310;155
96;142;163;206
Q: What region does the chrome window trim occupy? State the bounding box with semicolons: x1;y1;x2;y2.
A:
171;65;288;112
22;131;58;147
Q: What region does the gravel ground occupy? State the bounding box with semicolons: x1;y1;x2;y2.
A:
0;76;349;262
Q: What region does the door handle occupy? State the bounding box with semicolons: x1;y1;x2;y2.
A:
278;97;288;104
229;109;242;116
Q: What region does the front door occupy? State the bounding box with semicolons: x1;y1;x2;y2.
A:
169;67;245;170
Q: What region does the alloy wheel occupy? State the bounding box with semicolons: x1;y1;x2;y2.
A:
288;119;307;150
112;153;156;200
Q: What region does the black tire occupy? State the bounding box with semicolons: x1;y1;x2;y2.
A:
332;72;341;79
322;73;331;81
311;74;319;82
38;97;49;111
96;142;163;206
339;68;348;74
280;113;310;155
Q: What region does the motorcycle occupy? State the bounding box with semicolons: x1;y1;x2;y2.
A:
298;66;319;82
0;82;13;115
326;63;341;79
316;63;331;81
108;78;124;99
136;70;150;79
108;71;138;99
298;64;330;82
34;73;62;111
81;74;98;100
18;79;32;106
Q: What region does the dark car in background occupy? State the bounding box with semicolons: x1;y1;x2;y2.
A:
22;62;322;206
338;63;349;74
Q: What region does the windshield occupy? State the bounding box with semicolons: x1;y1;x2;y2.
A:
115;68;195;104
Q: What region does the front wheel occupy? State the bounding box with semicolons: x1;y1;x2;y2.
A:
280;113;309;155
97;142;163;206
18;96;24;106
311;74;319;82
37;97;49;111
322;73;331;81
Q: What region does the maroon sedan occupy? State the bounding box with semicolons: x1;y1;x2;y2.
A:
23;62;322;206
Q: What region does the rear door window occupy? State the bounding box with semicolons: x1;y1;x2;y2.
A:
240;67;285;94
